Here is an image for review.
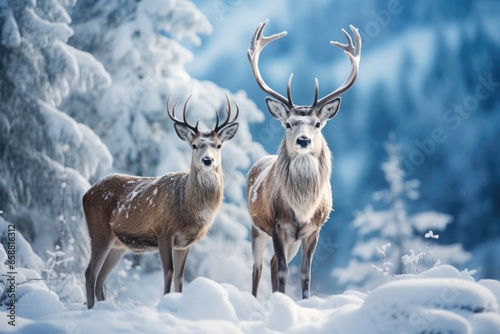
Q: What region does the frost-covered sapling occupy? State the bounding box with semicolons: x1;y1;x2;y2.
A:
401;249;426;274
372;243;393;277
424;229;441;268
333;136;469;290
43;246;74;294
83;95;239;309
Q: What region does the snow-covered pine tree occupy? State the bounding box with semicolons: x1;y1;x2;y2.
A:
0;0;112;271
332;134;470;291
64;0;267;291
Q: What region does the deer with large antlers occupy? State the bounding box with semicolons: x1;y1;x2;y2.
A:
247;20;361;299
83;94;239;309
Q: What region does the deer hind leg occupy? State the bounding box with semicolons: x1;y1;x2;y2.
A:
158;237;174;294
300;231;319;299
173;247;190;292
95;245;126;302
251;225;269;298
85;233;116;309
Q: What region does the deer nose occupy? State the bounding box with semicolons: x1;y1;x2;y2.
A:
296;136;311;148
202;157;214;166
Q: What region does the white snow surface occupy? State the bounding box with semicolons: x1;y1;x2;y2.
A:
3;213;495;333
2;260;500;333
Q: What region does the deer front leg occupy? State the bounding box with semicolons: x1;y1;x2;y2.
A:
158;237;174;294
251;225;269;298
173;247;190;292
300;231;319;299
270;255;278;292
271;223;289;294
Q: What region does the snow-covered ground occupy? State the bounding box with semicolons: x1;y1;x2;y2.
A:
1;229;500;334
2;266;500;333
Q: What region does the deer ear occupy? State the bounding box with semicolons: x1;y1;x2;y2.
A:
174;123;195;143
318;97;341;121
218;123;239;143
266;97;289;121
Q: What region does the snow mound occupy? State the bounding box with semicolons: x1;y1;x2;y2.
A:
16;290;65;320
395;264;476;281
363;278;498;333
479;279;500;308
157;277;238;322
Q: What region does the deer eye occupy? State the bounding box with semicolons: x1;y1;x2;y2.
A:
216;144;222;149
315;122;321;128
285;123;291;129
192;144;197;149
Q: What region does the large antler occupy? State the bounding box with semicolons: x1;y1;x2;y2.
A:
314;25;361;110
167;94;199;133
248;20;294;108
214;93;240;133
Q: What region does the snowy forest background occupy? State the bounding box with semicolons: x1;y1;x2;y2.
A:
0;0;499;309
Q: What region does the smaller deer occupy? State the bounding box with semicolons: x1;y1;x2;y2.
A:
247;20;361;299
83;94;239;309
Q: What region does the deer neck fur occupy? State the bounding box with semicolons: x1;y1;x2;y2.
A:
274;136;331;223
183;163;223;223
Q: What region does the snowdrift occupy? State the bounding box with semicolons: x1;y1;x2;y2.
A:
1;223;499;333
2;262;500;333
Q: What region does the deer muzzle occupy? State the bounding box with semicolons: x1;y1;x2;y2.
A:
202;157;214;167
296;136;311;149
